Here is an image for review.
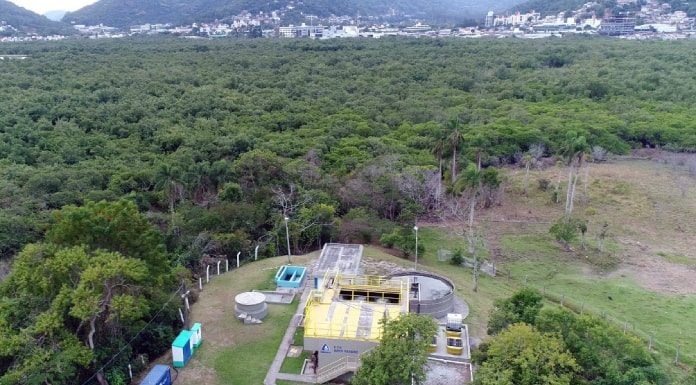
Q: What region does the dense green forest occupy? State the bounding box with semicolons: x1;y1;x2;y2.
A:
1;37;696;384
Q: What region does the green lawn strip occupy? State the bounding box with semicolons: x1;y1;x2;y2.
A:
657;252;696;267
279;351;310;374
212;303;296;385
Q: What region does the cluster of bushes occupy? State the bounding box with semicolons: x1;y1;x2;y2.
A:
474;288;671;385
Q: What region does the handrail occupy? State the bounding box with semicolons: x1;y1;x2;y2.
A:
315;347;374;383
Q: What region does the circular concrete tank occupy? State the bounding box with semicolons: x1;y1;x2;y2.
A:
389;272;456;319
234;292;268;320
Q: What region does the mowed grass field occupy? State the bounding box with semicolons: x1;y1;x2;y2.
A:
417;158;696;369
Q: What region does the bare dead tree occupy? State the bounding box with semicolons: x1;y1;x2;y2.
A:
597;222;609;253
272;183;313;217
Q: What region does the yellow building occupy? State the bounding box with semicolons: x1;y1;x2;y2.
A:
303;271;409;371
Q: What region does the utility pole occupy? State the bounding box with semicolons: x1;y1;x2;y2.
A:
413;225;419;270
284;216;291;264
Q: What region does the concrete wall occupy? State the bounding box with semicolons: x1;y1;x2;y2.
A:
304;337;377;368
390;271;455;319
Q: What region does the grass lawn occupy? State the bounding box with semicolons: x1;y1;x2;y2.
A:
175;252;318;385
211;303;296;384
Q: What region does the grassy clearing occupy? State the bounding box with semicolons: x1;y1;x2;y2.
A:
414;159;696;372
176;252;317;385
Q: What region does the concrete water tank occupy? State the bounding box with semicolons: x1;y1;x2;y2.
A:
389;272;457;319
234;292;268;320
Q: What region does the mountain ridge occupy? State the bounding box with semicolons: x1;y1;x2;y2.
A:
0;0;74;35
63;0;524;28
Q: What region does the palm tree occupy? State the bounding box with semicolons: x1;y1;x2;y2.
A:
445;119;465;182
454;164;500;292
522;152;533;195
560;132;589;218
430;131;448;204
155;163;185;227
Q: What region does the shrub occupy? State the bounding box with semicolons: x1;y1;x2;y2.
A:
450;248;464;266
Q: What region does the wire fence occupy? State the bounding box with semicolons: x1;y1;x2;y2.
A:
495;267;696;368
437;249;497;276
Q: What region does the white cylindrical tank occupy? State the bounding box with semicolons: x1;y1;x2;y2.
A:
234;292;268;320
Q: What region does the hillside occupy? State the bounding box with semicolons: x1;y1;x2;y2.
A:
510;0;696;17
0;0;74;35
63;0;524;28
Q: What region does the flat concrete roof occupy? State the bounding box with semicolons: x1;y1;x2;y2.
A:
314;243;362;276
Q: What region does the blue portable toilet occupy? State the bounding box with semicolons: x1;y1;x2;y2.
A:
191;323;202;350
139;365;172;385
172;330;193;368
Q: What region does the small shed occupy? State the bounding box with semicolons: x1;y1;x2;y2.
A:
139;365;172;385
172;330;193;368
191;323;202;349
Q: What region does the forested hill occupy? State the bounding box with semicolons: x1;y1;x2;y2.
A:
62;0;523;28
510;0;696;17
0;0;74;35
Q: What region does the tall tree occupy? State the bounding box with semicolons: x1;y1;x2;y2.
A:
454;164;500;291
430;129;448;205
474;323;579;385
560;132;589;218
522;152;533;195
445;119;465;182
352;314;437;385
155;163;185;228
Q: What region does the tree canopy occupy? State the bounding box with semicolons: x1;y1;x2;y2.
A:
352;314;438;385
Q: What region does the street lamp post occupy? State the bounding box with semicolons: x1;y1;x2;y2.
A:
284;216;291;264
413;225;419;270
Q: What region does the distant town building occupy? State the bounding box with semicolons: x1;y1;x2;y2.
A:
485;11;495;28
403;22;431;33
599;16;636;35
278;23;324;38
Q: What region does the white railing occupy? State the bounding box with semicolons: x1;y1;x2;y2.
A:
315;348;372;383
